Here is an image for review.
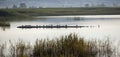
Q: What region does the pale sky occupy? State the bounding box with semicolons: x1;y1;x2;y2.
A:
0;0;120;8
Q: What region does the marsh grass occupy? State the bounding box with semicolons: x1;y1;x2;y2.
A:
0;42;6;57
0;34;120;57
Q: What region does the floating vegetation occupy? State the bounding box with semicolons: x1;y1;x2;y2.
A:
17;25;89;28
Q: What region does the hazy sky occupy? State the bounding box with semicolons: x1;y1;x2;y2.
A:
0;0;120;8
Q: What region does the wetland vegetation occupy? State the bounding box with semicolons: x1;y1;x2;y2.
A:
0;22;10;26
0;7;120;21
0;34;119;57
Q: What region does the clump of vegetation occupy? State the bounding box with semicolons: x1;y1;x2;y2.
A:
0;22;10;26
0;34;120;57
33;34;96;57
9;40;31;57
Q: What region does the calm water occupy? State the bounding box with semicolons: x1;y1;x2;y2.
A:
0;15;120;44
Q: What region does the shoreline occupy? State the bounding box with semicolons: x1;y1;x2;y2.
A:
34;15;120;18
0;7;120;21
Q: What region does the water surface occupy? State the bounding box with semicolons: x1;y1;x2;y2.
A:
0;15;120;44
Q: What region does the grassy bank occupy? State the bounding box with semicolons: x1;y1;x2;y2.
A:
0;7;120;21
0;34;119;57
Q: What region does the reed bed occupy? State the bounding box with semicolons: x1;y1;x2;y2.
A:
0;34;120;57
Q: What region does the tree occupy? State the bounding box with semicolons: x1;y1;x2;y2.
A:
100;3;106;7
113;3;118;7
19;3;27;8
13;4;17;8
85;4;90;7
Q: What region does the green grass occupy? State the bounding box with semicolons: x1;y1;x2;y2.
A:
0;33;118;57
0;7;120;21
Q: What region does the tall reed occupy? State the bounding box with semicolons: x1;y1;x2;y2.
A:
0;34;119;57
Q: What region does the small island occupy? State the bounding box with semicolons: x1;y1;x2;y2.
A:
0;22;10;26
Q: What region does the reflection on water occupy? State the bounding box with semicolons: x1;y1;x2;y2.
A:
0;15;120;44
73;17;84;21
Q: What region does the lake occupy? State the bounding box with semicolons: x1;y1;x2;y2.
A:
0;15;120;44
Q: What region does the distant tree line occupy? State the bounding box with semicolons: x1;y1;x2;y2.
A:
11;3;120;9
13;3;27;8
